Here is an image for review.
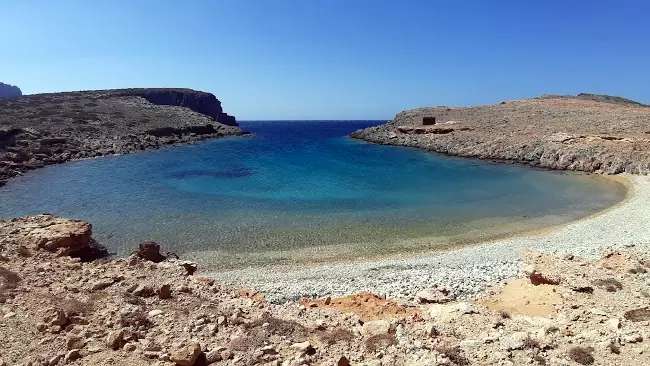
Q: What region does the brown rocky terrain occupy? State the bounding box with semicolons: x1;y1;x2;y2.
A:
0;89;245;186
350;94;650;174
1;214;649;365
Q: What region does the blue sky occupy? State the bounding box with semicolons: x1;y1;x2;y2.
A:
2;1;649;120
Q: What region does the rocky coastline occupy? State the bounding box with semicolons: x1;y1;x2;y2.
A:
350;94;650;174
2;213;650;365
0;88;246;186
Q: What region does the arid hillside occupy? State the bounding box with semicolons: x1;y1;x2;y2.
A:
351;94;650;174
0;89;244;186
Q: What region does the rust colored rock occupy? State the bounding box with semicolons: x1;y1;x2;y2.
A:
136;241;166;263
528;271;560;286
158;284;172;299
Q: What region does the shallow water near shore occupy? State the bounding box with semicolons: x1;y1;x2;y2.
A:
0;120;626;268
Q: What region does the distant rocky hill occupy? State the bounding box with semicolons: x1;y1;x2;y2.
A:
539;93;648;107
0;88;245;186
0;82;22;99
351;93;650;174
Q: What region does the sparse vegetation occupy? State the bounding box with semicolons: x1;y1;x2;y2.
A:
365;333;397;352
317;326;355;345
119;309;151;329
434;345;470;366
608;342;621;354
533;354;547;365
592;278;623;292
623;307;650;322
568;346;595;365
247;315;307;337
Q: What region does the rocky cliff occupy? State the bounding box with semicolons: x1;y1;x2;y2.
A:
119;88;238;126
351;94;650;174
0;88;245;186
0;82;22;99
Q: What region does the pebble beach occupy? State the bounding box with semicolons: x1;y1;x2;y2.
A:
209;175;650;303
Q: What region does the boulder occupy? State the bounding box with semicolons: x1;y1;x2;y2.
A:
170;342;202;366
416;285;456;304
17;215;91;255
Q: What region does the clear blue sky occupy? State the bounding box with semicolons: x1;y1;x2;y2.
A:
2;1;649;120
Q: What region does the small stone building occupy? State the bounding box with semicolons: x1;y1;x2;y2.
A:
422;116;436;125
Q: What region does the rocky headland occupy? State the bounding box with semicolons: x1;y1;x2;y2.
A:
0;88;245;186
350;94;650;174
0;83;22;99
2;214;650;365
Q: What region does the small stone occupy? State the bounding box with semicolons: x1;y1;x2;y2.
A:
91;278;114;291
261;345;278;355
123;342;137;352
143;351;160;359
3;312;15;319
170;342;202;366
337;356;351;366
416;285;456;304
216;316;227;326
205;349;222;364
133;284;154;297
48;355;62;366
64;349;81;363
66;334;86;350
106;329;125;350
500;332;529;350
591;308;608;316
148;309;163;318
50;310;68;326
606;318;621;331
219;348;233;361
158;284;172;299
291;340;315;355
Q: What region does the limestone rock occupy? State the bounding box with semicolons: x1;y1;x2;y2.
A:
170;342;202;366
416;285;456;304
106;329;125;350
18;215;91;255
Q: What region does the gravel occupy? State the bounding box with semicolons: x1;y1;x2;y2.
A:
207;175;650;304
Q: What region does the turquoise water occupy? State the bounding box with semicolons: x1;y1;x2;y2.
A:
0;120;625;268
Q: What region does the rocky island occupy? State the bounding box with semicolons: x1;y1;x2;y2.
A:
351;94;650;174
0;88;245;186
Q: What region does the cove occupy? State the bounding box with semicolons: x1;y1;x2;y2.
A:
0;120;626;269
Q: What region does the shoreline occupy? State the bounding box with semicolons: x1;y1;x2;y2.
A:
207;174;648;303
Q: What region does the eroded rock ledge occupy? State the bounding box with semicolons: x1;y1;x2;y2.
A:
1;214;649;365
351;94;650;174
0;88;246;186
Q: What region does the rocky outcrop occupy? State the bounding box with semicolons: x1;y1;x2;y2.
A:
0;82;22;99
351;94;650;174
121;89;238;126
0;88;246;186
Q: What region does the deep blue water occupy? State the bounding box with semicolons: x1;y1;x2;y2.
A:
0;120;625;268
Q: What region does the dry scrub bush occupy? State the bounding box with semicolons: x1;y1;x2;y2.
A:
568;346;595;365
434;345;470;366
623;307;650;322
317;327;355;345
365;333;397;353
592;278;623;292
